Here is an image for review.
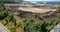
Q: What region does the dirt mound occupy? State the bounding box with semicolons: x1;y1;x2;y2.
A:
14;10;60;20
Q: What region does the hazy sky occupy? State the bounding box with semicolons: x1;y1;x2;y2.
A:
24;0;60;2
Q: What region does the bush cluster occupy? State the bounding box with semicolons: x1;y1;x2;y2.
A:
0;3;17;32
24;18;60;32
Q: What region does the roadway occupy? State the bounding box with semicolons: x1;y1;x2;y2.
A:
0;23;10;32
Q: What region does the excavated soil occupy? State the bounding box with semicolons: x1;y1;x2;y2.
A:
13;10;60;21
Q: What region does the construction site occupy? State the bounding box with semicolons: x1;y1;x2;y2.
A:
4;3;60;20
1;0;60;32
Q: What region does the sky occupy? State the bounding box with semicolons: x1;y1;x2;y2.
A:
24;0;60;2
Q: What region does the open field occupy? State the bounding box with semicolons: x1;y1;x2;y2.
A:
4;4;57;13
17;7;56;13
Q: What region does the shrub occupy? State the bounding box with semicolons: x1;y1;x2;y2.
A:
0;3;8;19
24;18;60;32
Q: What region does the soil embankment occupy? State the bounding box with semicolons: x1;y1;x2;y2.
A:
4;4;60;20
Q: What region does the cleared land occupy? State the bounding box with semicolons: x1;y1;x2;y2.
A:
5;4;57;13
17;7;56;13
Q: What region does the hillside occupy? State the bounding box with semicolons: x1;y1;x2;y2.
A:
0;2;60;32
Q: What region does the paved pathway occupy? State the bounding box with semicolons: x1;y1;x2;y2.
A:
50;23;60;32
0;23;10;32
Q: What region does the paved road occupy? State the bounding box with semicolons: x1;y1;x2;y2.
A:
0;23;10;32
50;23;60;32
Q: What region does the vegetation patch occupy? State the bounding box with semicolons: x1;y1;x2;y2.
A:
24;17;60;32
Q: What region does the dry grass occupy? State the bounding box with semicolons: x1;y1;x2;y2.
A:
14;15;24;32
0;15;24;32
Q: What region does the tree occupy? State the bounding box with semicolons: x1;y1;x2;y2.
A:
0;0;23;3
24;18;60;32
15;0;23;3
0;0;16;3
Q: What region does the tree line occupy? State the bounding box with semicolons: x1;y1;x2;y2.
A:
0;0;23;3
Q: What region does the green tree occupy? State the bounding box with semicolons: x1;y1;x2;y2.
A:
15;0;23;3
0;2;17;32
0;0;23;3
24;18;60;32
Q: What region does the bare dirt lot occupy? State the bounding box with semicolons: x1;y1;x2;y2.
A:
17;7;56;13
